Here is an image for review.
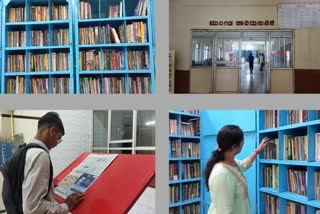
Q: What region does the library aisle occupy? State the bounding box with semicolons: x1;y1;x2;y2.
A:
169;110;320;214
0;110;155;213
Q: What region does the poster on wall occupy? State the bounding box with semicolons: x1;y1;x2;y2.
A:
278;1;320;28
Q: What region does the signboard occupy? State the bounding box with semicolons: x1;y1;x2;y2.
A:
279;3;320;28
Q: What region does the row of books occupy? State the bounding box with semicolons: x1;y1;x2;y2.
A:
170;140;200;158
127;50;150;70
6;77;69;94
79;25;125;44
80;76;125;94
287;169;307;196
170;182;200;203
134;0;147;16
170;185;179;203
288;110;308;124
128;76;151;94
169;207;179;214
264;194;320;214
79;50;149;71
181;142;200;158
8;5;68;22
7;29;69;47
169;119;200;136
52;4;69;20
262;133;320;161
182;182;200;200
30;6;50;21
7;31;26;47
286;201;306;214
169;119;178;135
263;139;279;159
108;2;122;18
7;53;70;72
265;110;278;129
30;77;70;94
263;165;279;189
31;30;49;46
182;203;200;214
169;204;200;214
264;194;279;214
315;171;320;200
79;50;125;71
262;166;320;200
170;139;180;157
264;110;320;128
169;163;178;180
284;135;308;161
79;0;146;19
182;162;200;179
180;119;200;136
80;76;151;94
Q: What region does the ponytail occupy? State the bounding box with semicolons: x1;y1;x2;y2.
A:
204;125;244;191
204;149;225;190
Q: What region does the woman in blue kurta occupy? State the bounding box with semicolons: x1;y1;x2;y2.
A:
204;125;270;214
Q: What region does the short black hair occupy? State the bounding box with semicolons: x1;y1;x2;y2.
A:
38;112;65;135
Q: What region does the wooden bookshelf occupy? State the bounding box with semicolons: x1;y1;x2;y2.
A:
169;110;201;214
258;110;320;214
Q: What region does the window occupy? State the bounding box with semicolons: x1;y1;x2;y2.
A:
191;37;212;67
110;110;133;141
271;37;293;68
136;110;155;147
216;38;239;67
93;111;108;147
92;110;155;154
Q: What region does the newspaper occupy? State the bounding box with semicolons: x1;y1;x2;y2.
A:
54;154;118;199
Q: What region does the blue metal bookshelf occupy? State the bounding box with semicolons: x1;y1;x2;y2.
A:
74;0;155;94
169;110;201;214
0;1;2;91
2;0;74;94
258;110;320;214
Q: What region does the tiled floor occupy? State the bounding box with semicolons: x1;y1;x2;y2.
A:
240;63;268;94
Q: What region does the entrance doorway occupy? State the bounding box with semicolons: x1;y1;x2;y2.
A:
241;37;268;93
190;30;294;93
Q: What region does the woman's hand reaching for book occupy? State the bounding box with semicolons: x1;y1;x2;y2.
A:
256;137;271;153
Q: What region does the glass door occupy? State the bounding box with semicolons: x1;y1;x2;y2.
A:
241;33;269;93
213;31;241;93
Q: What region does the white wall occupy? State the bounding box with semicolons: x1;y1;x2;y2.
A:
13;110;93;176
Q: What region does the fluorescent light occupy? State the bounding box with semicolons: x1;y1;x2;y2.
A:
145;120;155;126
